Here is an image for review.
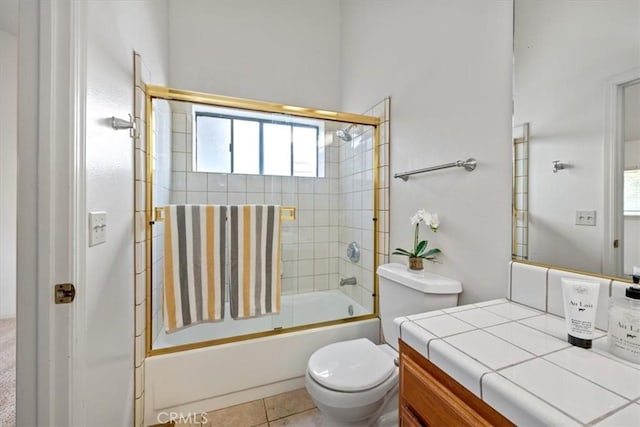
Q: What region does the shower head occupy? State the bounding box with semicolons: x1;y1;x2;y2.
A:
336;129;352;142
336;125;355;142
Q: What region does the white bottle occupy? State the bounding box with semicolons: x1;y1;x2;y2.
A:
608;280;640;364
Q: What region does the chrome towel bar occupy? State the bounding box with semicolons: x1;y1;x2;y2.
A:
394;158;477;181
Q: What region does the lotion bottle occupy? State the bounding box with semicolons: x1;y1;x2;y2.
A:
608;272;640;364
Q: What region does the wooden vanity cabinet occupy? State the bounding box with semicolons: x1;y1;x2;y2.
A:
398;340;515;427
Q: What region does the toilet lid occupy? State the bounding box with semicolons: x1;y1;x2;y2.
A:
307;338;395;392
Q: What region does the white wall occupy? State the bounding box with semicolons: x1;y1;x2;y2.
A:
0;29;17;318
167;0;342;110
83;1;168;425
514;0;640;274
340;0;514;304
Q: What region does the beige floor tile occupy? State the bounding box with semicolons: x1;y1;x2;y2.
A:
202;399;267;427
264;388;316;421
268;409;325;427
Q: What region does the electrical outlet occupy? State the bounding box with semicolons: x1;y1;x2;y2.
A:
575;210;596;226
89;211;107;246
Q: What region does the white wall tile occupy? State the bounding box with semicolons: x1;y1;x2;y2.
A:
227;192;246;204
207;192;227;205
510;262;548;310
207;173;227;192
246;193;264;204
186;172;207;191
227;174;246;192
246;175;264;192
171;152;186;172
298;177;314;193
172;132;187;152
299;243;314;260
298;194;313;209
186;192;207;204
314;275;329;291
172;112;186;133
172;172;186;191
298;259;314;276
298;276;314;293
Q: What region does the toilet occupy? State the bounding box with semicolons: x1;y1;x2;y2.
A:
304;263;462;426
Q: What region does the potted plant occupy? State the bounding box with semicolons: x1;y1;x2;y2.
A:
393;209;441;270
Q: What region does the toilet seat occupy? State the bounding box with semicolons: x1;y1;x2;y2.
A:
307;338;395;392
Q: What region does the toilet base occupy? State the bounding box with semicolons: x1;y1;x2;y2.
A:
306;372;399;427
316;396;398;427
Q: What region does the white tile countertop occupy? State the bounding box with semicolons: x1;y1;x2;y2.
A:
395;299;640;426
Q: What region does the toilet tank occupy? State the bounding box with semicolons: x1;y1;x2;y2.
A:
376;263;462;350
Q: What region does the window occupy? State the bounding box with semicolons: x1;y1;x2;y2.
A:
193;106;324;177
624;169;640;215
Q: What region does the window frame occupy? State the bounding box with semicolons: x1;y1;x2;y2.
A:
194;109;322;177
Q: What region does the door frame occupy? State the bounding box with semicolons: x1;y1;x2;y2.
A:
16;0;85;425
603;68;640;277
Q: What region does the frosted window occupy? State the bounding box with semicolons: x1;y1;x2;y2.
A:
263;123;292;176
233;120;260;174
195;116;231;173
193;109;324;177
293;127;318;177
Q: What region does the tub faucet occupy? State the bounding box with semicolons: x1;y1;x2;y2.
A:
340;277;357;286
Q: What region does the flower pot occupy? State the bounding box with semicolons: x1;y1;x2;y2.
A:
408;257;423;271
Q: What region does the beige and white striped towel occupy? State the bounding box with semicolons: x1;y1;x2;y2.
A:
229;205;281;319
163;204;227;332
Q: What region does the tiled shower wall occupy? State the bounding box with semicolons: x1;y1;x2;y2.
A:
513;123;529;260
168;102;343;297
133;52;146;427
151;99;172;344
338;99;391;312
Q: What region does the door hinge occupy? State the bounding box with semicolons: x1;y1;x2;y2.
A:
54;283;76;304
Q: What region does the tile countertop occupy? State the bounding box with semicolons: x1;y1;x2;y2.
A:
394;299;640;426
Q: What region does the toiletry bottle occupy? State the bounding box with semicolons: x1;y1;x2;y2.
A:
608;281;640;364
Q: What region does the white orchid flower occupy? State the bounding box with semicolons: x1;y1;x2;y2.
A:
411;209;427;225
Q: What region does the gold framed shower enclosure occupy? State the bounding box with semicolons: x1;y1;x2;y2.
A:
144;85;382;357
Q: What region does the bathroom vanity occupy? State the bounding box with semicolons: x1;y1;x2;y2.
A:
399;339;512;426
396;298;640;426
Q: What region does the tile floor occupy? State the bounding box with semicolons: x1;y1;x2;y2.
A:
164;388;327;427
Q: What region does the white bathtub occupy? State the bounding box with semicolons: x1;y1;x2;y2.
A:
154;290;369;349
144;291;379;425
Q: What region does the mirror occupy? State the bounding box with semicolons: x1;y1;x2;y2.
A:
513;0;640;280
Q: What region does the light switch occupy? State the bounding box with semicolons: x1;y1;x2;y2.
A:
575;210;596;226
89;211;107;246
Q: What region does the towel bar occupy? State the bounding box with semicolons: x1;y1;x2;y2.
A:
151;205;296;224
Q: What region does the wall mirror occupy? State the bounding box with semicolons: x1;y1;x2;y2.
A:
512;0;640;280
144;86;382;354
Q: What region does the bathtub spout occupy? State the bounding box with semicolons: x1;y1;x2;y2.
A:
340;277;357;286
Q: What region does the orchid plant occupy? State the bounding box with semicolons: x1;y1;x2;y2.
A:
392;209;442;262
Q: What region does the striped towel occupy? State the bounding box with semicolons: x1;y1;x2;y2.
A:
163;205;227;332
229;205;282;319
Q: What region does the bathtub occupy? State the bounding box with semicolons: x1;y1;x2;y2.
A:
144;290;379;425
153;290;370;349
